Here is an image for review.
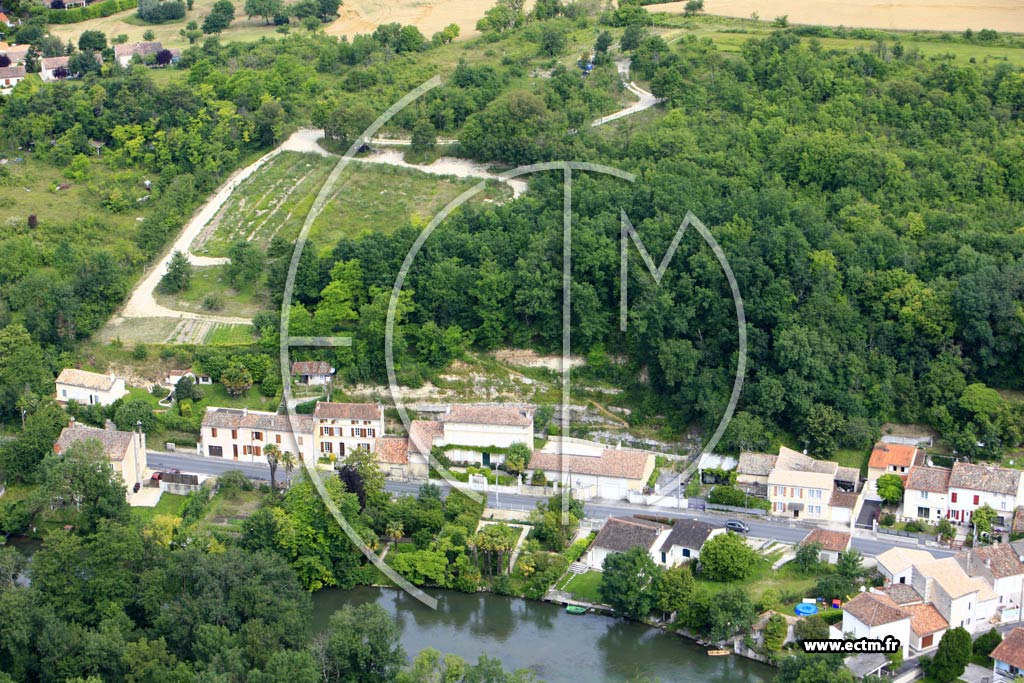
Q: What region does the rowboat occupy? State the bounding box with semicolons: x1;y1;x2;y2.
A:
706;649;731;656
565;605;588;614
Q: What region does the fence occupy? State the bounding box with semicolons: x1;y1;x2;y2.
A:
705;503;769;517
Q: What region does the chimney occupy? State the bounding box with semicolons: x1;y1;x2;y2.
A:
985;558;992;569
68;417;76;428
243;408;248;417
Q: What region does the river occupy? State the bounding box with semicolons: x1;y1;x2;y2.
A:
312;587;772;683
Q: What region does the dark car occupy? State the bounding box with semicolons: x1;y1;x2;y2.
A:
725;519;749;534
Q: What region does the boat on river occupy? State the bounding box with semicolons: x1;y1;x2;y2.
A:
565;605;588;614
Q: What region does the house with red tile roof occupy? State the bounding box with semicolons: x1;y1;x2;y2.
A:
866;441;922;501
838;592;911;658
800;528;851;564
527;436;656;500
993;626;1024;681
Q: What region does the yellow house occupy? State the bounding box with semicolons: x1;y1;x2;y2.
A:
54;422;147;498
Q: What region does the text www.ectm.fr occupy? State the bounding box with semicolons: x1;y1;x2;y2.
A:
802;637;901;654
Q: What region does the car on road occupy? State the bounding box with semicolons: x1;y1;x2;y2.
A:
725;519;749;534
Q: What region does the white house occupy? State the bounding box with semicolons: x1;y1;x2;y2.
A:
55;368;128;407
657;519;724;566
527;437;656;500
992;626;1024;681
114;41;163;67
200;407;315;463
800;528;851;564
313;402;384;459
439;404;534;467
839;591;912;659
0;64;25;95
904;465;951;522
292;360;333;386
912;557;998;634
54;421;146;498
586;516;669;570
866;441;921;501
39;55;70;82
947;461;1024;526
957;544;1024;618
876;547;938;585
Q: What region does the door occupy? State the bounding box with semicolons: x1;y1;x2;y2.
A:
482;452;491;467
233;444;238;460
793;509;800;518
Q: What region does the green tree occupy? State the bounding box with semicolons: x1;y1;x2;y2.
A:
793;615;829;643
836;549;864;579
776;654;854;683
0;401;67;483
683;0;704;15
113;398;157;433
699;532;758;582
973;503;997;537
174;375;203;402
763;613;787;651
803;403;845;458
538;25;566;57
876;473;905;506
620;24;646;51
594;31;613;55
410;118;437;155
160;252;193;296
504;442;531;477
264;442;282;492
245;0;282;23
599;546;662;619
227;239;262;287
0;324;51;422
220;363;253;398
202;0;236;34
653;563;694;620
793;542;821;573
928;626;971;683
319;99;376;150
974;628;1001;659
313;604;405;683
78;30;107;52
39;438;131;533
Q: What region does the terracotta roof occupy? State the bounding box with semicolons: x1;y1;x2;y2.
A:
56;368;120;392
408;420;444;455
961;545;1024;579
375;436;408;465
801;528;851;552
313;402;381;421
442;404;534;427
906;466;951;493
55;425;134;461
0;13;9;23
904;603;948;637
830;490;860;509
950;461;1021;496
917;558;994;600
201;408;314;434
879;584;923;606
40;56;69;70
663;519;719;550
869;442;919;470
529;447;653;481
992;627;1024;669
291;360;332;376
593;517;667;553
737;452;777;477
0;65;24;80
843;592;909;627
876;547;937;576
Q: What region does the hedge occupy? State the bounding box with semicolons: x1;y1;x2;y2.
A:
707;485;771;511
47;0;138;24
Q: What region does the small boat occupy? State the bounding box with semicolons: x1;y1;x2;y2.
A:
706;649;731;656
565;605;588;614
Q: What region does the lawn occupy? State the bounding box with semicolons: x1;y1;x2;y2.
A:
131;492;188;525
556;570;604;604
834;448;870;477
206;324;257;345
694;556;820;614
196;489;265;533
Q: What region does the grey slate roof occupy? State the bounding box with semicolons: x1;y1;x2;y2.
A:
663;519;719;551
592;516;667;553
949;461;1021;496
55;425;134;461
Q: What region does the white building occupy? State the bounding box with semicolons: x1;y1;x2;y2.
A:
838;591;912;659
439;404;534;467
992;626;1024;681
876;547;940;585
866;441;921;501
291;360;333;386
586;516;668;570
313;402;384;459
800;528;851;564
947;461;1024;526
957;545;1024;618
200;407;315;463
0;64;24;95
904;465;951;522
912;557;998;634
527;437;656;500
39;56;70;82
767;447;860;522
55;368;128;407
114;41;163;67
657;518;724;565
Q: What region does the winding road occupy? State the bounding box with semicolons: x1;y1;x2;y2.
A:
114;58;661;332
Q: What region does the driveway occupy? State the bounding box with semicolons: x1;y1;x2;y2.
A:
857;500;881;529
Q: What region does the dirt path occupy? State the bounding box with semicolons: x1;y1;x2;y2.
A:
118;129;330;326
592;59;661;127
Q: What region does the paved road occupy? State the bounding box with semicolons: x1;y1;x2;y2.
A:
148;450;953;559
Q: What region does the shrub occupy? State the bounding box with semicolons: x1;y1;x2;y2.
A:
530;469;547;486
133;343;149;360
202;293;224;311
974;628;1002;658
138;0;186;22
881;513;896;527
904;519;925;533
708;485;771;511
217;469;254;497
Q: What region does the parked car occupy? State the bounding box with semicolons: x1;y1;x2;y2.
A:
133;482;141;493
151;472;162;481
725;519;749;534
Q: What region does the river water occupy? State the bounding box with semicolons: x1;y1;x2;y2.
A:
312;587;772;683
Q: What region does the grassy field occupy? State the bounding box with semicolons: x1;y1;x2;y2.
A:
130;492;188;525
196;489;264;533
194;152;513;259
154;265;269;318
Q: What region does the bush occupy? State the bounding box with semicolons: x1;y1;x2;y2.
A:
138;0;186;22
530;469;547;486
178;399;192;417
881;513;896;527
47;0;138;23
904;519;926;533
974;628;1002;658
563;532;596;563
202;293;223;311
217;469;254;497
708;485;771;511
133;343;149;360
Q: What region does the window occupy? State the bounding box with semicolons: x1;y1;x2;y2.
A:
368;429;375;438
231;429;237;439
360;443;370;451
1002;501;1008;511
661;552;666;563
921;634;933;648
211;427;218;437
809;505;822;516
253;431;263;441
61;389;67;397
276;434;281;444
974;495;980;505
208;445;223;457
682;548;691;558
918;507;930;518
951;492;958;503
298;437;303;445
320;442;333;453
921;491;928;500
